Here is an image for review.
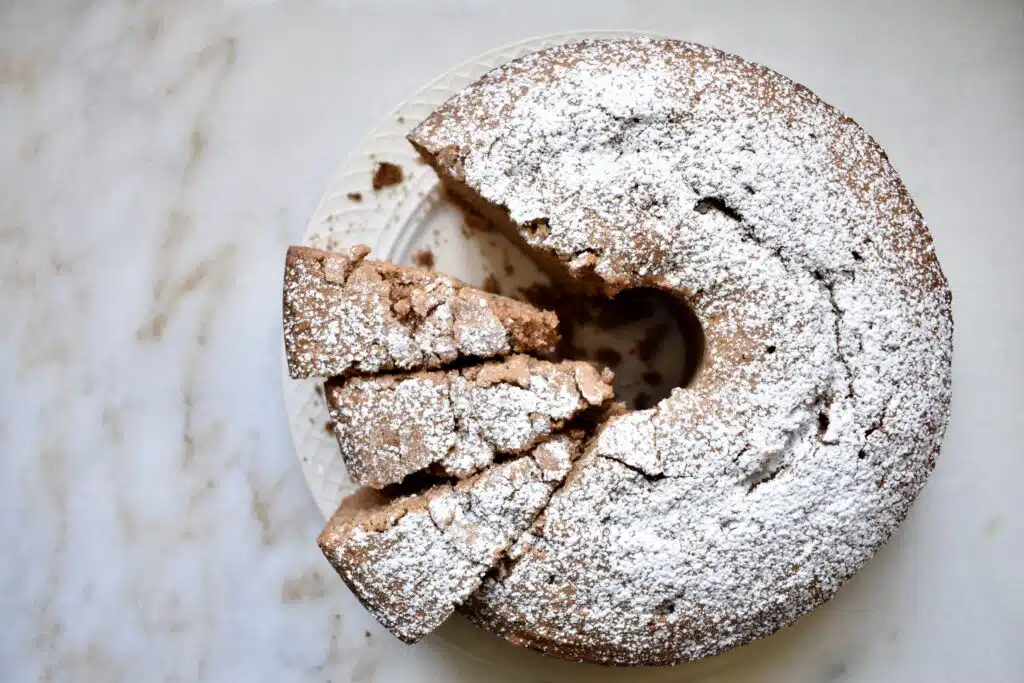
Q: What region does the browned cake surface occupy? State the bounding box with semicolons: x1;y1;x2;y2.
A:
325;355;613;488
283;245;558;379
409;38;953;664
317;435;582;643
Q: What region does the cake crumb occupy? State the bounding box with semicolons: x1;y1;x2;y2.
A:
412;249;435;269
483;274;502;295
324;421;334;434
372;162;404;190
346;191;363;202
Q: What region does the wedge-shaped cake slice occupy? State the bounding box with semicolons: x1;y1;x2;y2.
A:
283;245;559;379
317;435;581;643
325;355;613;488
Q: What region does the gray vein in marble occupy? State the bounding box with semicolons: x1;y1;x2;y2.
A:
0;1;1020;682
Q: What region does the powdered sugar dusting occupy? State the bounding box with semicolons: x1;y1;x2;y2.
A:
326;373;454;488
320;507;482;643
326;356;613;487
283;246;558;379
318;436;582;642
412;38;953;664
445;359;599;476
452;294;510;356
429;442;575;566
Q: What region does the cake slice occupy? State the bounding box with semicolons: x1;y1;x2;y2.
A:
283;245;559;379
317;435;582;643
325;355;613;488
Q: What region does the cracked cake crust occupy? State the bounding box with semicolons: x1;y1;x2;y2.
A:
409;38;953;664
325;355;614;488
283;245;559;379
317;435;583;643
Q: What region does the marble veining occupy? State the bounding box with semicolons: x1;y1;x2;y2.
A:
1;1;1021;682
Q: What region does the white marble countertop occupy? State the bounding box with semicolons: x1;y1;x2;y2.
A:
1;1;1021;681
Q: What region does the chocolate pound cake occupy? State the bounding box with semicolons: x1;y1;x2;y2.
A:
408;38;953;664
325;355;613;488
283;245;558;379
317;435;583;642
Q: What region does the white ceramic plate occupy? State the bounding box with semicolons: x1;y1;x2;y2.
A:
283;30;779;682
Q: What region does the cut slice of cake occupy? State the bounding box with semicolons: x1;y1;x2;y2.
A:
316;435;582;643
283;245;559;379
325;355;613;488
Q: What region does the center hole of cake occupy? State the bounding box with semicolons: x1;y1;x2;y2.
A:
523;286;705;410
